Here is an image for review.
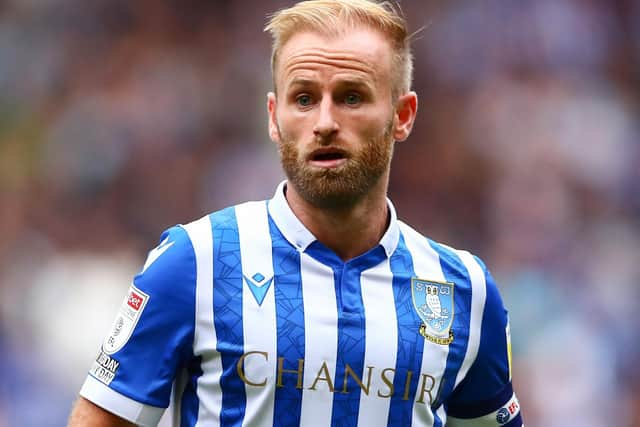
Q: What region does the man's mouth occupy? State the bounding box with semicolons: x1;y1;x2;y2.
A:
308;148;348;168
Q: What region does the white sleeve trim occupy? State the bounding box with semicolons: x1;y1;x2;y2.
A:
80;375;165;427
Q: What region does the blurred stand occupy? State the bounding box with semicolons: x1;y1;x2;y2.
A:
0;1;638;426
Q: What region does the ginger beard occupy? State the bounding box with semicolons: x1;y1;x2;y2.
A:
277;119;395;209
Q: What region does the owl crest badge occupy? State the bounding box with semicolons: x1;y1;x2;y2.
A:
411;278;455;345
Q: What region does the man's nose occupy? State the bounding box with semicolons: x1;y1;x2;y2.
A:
313;98;339;142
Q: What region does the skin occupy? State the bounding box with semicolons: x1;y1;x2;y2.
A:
67;24;418;427
268;27;418;261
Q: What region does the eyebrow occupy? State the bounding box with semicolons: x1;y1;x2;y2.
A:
287;78;316;88
286;77;374;92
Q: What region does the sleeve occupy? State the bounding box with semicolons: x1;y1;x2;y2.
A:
445;256;523;427
79;225;197;427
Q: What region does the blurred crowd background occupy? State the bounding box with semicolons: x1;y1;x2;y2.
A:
0;0;639;426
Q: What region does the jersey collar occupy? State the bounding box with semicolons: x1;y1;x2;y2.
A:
267;180;400;258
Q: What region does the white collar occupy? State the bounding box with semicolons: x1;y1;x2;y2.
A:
267;180;400;258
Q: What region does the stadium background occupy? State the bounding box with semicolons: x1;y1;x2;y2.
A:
0;0;638;426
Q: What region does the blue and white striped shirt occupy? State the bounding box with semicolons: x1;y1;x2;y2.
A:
80;181;522;427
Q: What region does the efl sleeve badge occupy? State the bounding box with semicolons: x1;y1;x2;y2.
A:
102;284;150;355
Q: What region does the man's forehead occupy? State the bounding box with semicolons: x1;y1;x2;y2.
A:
276;29;393;81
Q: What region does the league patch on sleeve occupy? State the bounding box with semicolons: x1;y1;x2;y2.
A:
496;394;521;425
102;284;150;355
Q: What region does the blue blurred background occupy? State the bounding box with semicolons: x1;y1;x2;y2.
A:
0;0;638;426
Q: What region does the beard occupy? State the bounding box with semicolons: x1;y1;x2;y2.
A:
277;119;394;209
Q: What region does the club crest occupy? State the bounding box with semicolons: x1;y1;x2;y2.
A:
411;278;455;345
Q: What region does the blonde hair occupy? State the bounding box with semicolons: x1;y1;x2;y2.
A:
265;0;413;100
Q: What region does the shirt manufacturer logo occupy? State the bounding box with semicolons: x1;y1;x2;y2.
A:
243;272;274;306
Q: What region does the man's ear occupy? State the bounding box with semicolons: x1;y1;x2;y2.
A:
267;92;280;143
393;91;418;142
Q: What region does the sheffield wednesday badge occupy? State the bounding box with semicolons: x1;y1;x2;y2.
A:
411;278;455;345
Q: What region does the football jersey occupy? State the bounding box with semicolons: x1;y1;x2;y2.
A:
80;181;522;427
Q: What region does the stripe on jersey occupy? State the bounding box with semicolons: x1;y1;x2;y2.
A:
357;257;397;427
426;243;474;413
451;250;486;388
235;201;277;427
299;252;339;426
398;223;453;427
182;216;222;426
268;215;305;427
386;234;422;427
329;247;387;427
400;225;448;427
211;207;247;426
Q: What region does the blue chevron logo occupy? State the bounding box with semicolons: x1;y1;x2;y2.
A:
243;272;274;306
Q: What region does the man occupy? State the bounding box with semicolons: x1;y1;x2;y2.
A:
69;0;523;426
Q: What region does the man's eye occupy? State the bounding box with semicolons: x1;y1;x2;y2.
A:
344;93;361;105
296;94;313;107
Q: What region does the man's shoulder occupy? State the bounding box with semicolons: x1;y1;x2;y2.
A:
184;199;271;231
397;220;490;278
135;225;193;277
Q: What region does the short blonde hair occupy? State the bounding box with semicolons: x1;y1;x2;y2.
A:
265;0;413;100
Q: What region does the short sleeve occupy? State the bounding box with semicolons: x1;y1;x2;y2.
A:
79;226;197;426
446;257;523;427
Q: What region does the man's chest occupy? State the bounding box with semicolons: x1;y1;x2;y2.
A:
209;250;471;410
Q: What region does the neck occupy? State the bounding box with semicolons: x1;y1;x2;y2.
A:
285;179;390;262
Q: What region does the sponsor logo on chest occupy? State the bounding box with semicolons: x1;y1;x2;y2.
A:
235;351;442;406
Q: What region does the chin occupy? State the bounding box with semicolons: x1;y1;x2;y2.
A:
290;171;379;210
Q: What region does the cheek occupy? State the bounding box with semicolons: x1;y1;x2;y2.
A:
351;104;394;135
353;115;392;142
277;109;307;140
